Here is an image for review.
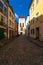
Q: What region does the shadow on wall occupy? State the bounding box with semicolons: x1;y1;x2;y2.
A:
25;15;43;38
25;23;30;37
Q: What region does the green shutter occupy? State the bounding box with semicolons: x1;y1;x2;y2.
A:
0;29;4;39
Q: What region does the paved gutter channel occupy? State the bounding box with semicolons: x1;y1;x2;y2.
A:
29;40;43;48
25;36;43;48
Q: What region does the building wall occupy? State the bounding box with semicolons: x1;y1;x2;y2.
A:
8;6;15;29
29;0;43;21
8;6;15;38
40;21;43;41
15;22;18;36
0;0;8;28
0;0;8;38
18;17;26;35
29;0;43;41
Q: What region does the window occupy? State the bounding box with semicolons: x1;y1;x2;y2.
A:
33;29;34;35
0;15;3;25
3;17;5;24
10;21;11;25
31;30;32;34
32;4;34;10
32;18;34;23
4;0;8;3
10;12;11;17
31;29;34;35
21;27;23;31
36;0;39;4
4;0;9;6
29;21;30;23
20;23;21;27
31;18;34;24
36;12;39;17
6;0;8;2
4;0;6;3
4;7;7;16
23;23;24;27
1;16;3;22
30;8;32;14
0;2;3;8
12;17;14;20
36;17;39;21
36;12;39;21
9;20;11;25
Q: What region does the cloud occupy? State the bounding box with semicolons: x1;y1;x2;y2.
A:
15;13;18;18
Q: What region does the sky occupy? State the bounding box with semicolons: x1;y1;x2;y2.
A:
9;0;31;22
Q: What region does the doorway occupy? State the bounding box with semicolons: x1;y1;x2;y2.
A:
21;32;22;35
36;27;39;39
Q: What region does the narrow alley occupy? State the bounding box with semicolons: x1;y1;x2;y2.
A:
0;36;43;65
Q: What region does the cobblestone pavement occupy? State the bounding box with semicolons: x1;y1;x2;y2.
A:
0;35;43;65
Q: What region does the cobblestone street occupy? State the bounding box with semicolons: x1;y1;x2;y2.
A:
0;36;43;65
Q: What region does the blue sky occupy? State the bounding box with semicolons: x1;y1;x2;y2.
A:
9;0;31;22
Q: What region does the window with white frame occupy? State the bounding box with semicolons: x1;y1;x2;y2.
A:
31;17;34;24
36;12;39;17
30;8;32;13
32;4;34;10
36;12;39;20
36;0;39;4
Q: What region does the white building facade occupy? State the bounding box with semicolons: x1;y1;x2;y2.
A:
18;17;26;35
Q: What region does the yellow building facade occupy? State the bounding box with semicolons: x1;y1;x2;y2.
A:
29;0;43;41
0;0;8;38
8;6;15;38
